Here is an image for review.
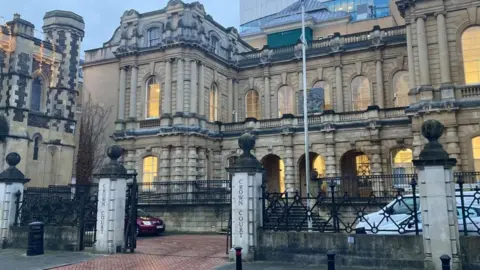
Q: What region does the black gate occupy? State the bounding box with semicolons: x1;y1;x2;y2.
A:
77;184;99;250
124;174;138;252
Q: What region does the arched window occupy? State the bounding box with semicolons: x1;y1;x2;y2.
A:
142;156;158;189
209;84;218;121
33;135;41;160
351;76;371;111
312;80;332;110
145;77;160;119
472;137;480;171
391;148;413;174
462;27;480;84
393;71;410;107
278;85;295;117
31;77;43;112
356;154;370;176
147;28;161;47
245;90;260;119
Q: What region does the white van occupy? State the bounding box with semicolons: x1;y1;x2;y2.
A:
355;191;480;234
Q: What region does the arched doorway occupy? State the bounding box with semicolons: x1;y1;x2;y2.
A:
261;154;285;193
298;152;326;197
340;151;371;197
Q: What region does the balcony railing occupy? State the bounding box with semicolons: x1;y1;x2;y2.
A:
458;84;480;100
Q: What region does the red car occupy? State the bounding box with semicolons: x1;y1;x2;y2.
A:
136;209;165;236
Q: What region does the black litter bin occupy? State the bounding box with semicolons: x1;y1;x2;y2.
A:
27;222;44;256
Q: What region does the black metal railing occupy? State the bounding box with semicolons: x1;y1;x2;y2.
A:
262;178;420;235
456;175;480;236
310;174;417;199
137;180;231;205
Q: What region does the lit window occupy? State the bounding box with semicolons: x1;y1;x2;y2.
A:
392;149;413;174
473;137;480;171
462;27;480;84
31;77;43;112
312;81;332;110
356;154;370;176
209;84;218;121
142;156;158;189
33;136;41;160
312;155;326;177
145;77;160;118
393;71;410;107
147;28;161;47
351;76;371;111
245;90;260;119
278;85;295;117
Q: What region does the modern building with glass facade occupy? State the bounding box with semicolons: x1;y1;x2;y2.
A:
83;0;480;197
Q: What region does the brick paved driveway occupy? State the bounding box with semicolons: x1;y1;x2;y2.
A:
52;234;228;270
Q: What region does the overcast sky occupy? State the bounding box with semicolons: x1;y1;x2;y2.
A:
1;0;240;57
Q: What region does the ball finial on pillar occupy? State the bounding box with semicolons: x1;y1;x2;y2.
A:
421;119;444;143
107;145;124;161
6;152;21;167
238;132;255;156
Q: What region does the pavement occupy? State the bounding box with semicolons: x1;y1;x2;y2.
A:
216;262;379;270
0;248;103;270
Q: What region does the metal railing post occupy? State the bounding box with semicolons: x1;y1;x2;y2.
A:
457;176;468;236
330;180;338;233
235;247;243;270
440;254;451;270
410;178;419;235
14;190;21;226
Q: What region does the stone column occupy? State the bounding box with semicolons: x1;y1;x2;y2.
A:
176;59;184;113
375;59;385;108
190;60;198;114
118;67;127;120
416;16;431;86
187;147;198;181
94;146;129;254
335;65;344;112
159;147;171;181
406;23;416;90
413;120;461;270
228;78;234;122
264;76;270;119
234;80;239;122
164;60;172;115
436;12;451;85
227;133;265;261
129;66;138;119
199;63;205;117
173;145;184;181
325;143;336;177
282;133;295;193
0;153;29;242
198;148;206;180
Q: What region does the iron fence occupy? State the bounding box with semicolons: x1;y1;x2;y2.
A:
262;178;420;235
456;175;480;236
310;174;417;199
137;180;231;205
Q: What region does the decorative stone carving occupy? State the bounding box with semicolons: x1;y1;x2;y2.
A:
329;34;342;53
307;87;325;113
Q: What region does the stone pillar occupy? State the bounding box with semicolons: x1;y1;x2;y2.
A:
335;66;344;112
227;133;265;261
187;147;198;181
198;148;206;180
118;67;127;120
0;153;29;241
93;146;129;254
228;78;234;122
264;76;270;119
436;12;451;85
190;60;198;114
164;60;172;115
172;145;184;181
159;147;171;181
416;16;431;86
406;24;416;90
325;143;336;177
234;80;239;122
176;59;184;113
413;120;461;270
129;66;138;119
282;133;295;193
375;59;384;108
199;63;205;117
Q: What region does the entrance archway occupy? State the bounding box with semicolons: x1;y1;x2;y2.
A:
261;154;285;193
298;152;326;197
340;150;371;196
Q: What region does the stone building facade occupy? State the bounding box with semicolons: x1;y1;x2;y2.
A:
0;11;84;186
83;0;480;196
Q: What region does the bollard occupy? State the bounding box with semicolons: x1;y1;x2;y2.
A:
27;222;44;256
327;251;336;270
235;246;242;270
440;254;451;270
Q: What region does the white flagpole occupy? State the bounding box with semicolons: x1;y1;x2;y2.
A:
301;0;312;231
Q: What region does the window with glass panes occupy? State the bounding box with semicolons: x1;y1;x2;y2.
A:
245;90;260;119
278;85;295;117
145;77;160;118
209;85;218;121
393;71;410;107
147;28;161;47
472;137;480;171
351;76;371;111
462;27;480;84
142;156;158;190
